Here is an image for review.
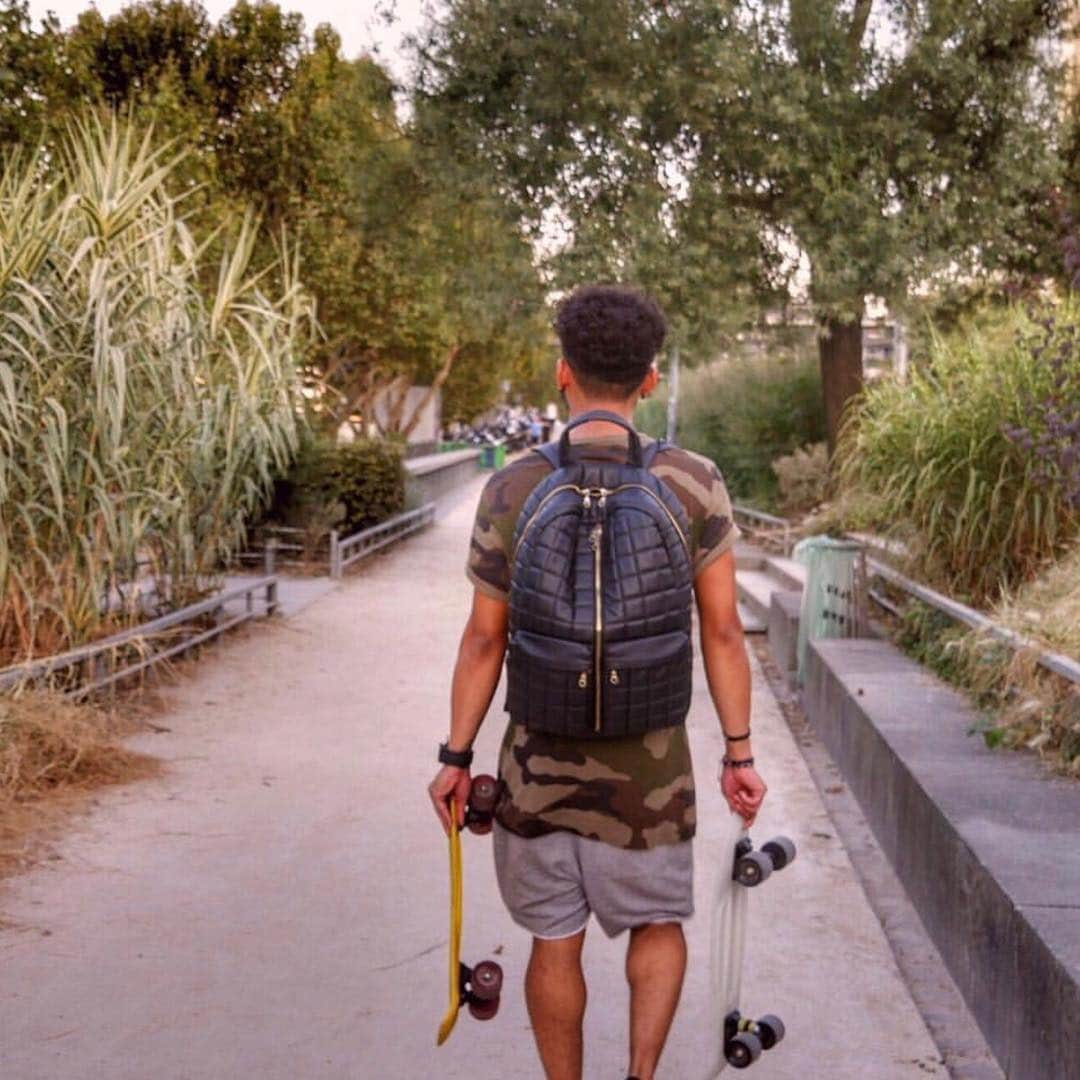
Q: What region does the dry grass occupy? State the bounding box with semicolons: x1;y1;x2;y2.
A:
991;544;1080;661
0;692;161;877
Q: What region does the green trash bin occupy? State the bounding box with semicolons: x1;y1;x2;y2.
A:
792;536;866;685
480;444;507;469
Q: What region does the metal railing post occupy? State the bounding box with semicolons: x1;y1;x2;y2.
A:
330;529;340;580
265;537;279;615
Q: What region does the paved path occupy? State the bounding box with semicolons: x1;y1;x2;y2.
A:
0;476;942;1079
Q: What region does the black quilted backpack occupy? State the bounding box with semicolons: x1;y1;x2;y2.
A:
506;410;693;739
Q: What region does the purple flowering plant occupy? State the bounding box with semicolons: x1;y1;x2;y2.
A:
1002;312;1080;510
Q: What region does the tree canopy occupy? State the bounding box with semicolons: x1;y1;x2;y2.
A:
415;0;1067;450
0;0;549;430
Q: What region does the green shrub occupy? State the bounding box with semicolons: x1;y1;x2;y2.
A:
835;304;1080;605
662;347;826;509
269;437;406;537
772;442;828;515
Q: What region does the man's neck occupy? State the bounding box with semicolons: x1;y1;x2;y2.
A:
567;400;636;442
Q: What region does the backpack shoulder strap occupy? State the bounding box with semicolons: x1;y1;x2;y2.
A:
642;437;670;469
533;442;561;470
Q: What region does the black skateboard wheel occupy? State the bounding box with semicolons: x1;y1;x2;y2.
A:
725;1031;762;1069
761;836;796;872
734;849;772;888
468;996;499;1021
755;1014;785;1050
470;959;503;1001
469;774;498;814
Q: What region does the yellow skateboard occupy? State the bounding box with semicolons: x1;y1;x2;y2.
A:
707;810;796;1073
437;775;503;1046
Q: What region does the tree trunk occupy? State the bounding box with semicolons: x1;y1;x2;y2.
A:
819;315;864;460
401;345;461;438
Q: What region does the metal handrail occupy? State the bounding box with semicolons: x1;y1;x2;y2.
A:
734;504;1080;687
732;503;793;555
0;575;279;696
866;556;1080;685
329;502;437;579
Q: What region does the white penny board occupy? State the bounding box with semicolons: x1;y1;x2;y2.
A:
705;808;749;1078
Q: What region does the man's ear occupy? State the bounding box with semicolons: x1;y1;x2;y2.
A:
639;365;660;398
556;356;573;392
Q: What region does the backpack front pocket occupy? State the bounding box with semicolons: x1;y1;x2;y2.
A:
506;631;594;737
601;630;692;737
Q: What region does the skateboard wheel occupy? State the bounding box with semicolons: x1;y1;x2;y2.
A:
470;959;503;1001
755;1014;785;1050
734;850;772;888
468;996;499;1021
469;774;499;814
725;1031;762;1069
761;836;796;872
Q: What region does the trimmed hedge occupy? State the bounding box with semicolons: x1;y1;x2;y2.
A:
269;437;406;536
637;348;826;509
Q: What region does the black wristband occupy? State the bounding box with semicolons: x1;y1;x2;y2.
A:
724;731;751;743
438;741;474;768
722;756;755;770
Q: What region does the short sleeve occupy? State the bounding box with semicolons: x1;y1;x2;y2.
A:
465;476;513;601
694;462;740;575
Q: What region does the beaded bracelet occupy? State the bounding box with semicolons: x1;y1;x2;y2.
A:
722;756;756;770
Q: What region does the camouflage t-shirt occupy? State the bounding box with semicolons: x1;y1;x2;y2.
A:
466;433;740;850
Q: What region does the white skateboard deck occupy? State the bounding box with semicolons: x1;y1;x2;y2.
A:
705;808;749;1078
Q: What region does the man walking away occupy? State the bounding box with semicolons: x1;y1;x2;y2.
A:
429;284;766;1080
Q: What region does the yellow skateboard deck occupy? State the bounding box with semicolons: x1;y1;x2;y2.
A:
437;800;464;1046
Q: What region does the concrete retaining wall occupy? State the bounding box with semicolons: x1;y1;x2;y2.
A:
404;448;482;505
804;638;1080;1080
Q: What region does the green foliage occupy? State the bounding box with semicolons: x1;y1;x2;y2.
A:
772;442;829;516
667;346;827;509
0;115;311;664
835;304;1080;605
2;2;550;433
268;437;405;535
416;0;1066;447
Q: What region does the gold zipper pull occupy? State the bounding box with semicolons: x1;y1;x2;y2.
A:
609;670;620;686
578;671;589;688
589;524;602;550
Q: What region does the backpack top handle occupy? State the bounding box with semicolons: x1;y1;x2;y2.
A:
557;409;643;468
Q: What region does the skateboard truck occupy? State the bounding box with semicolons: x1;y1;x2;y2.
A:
732;834;796;888
723;1009;786;1069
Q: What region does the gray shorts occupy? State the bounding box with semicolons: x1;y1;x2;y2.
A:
492;822;694;939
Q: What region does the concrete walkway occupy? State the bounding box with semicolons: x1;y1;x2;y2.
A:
0;475;941;1079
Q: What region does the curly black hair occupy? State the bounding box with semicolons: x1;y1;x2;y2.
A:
554;285;667;397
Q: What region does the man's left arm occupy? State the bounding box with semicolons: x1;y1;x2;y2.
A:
428;589;509;833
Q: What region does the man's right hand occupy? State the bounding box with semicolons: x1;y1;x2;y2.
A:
719;763;767;827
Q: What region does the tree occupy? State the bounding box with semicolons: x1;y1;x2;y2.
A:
415;0;1066;454
0;1;88;150
2;0;551;433
285;32;549;433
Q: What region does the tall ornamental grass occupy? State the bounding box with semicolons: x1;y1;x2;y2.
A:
835;306;1080;606
0;117;312;665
